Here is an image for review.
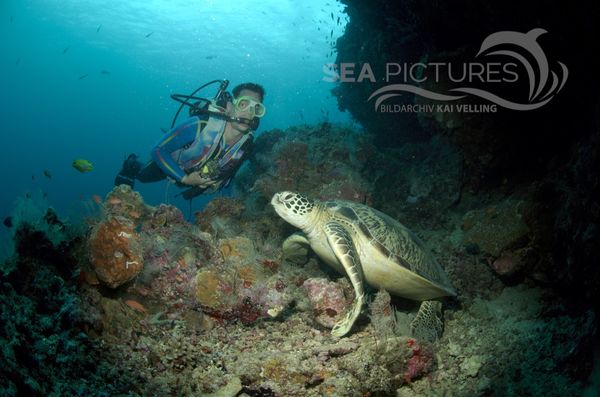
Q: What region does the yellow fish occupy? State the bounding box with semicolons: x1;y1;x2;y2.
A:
72;159;93;173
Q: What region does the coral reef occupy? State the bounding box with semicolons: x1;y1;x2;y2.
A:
237;123;376;206
89;216;143;288
302;277;352;329
0;220;137;396
1;121;597;395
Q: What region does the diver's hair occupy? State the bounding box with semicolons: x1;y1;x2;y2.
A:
233;83;265;101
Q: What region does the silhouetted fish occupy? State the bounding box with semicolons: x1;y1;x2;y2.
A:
331;12;334;20
43;170;52;179
79;74;88;80
145;31;154;38
32;175;35;180
160;127;168;133
97;24;102;33
3;216;12;228
337;16;340;25
205;55;216;60
62;46;70;54
100;69;110;75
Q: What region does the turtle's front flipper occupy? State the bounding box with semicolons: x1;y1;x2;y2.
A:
324;222;365;337
282;232;310;264
410;300;443;342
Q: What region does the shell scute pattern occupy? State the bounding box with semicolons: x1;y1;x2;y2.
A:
329;201;452;290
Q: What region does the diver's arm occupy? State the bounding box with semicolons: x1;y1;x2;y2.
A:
151;118;199;181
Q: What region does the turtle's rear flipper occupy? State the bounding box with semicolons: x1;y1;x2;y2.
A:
282;232;310;264
410;300;443;342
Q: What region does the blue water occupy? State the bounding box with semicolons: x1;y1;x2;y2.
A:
0;0;349;238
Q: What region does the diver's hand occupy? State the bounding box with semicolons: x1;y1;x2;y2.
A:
181;171;219;188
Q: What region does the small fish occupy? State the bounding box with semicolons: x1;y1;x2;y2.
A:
330;29;333;37
25;192;31;199
43;170;52;179
100;69;110;75
72;159;93;172
160;127;168;133
78;74;88;80
15;57;20;65
31;175;35;180
107;197;122;205
10;16;13;24
62;46;70;54
92;194;102;205
3;216;12;228
124;299;148;314
145;31;154;38
331;12;334;20
205;55;216;60
96;24;102;33
337;16;340;25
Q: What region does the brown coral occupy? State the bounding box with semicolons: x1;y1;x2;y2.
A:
89;216;143;288
103;184;148;221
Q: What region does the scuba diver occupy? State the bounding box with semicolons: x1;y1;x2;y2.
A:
114;81;266;200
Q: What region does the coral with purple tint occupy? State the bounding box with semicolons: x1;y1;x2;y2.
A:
302;277;351;329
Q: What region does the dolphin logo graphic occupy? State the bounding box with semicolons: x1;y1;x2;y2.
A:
368;29;568;111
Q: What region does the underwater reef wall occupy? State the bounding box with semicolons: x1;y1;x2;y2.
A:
336;0;600;185
335;0;600;310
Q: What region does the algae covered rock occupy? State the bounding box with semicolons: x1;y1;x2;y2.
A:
89;216;143;288
302;277;352;329
461;198;529;257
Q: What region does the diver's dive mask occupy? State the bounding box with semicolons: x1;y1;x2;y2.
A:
233;96;266;118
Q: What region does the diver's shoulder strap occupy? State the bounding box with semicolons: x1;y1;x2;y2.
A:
194;115;227;169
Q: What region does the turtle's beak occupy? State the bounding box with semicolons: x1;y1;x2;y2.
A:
271;192;282;207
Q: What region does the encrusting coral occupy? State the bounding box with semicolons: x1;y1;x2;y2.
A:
89;216;143;288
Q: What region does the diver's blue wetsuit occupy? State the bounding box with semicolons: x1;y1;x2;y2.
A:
137;115;253;193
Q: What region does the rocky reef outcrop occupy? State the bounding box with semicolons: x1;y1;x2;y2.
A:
335;0;600;314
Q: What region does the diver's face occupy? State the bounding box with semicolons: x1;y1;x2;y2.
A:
229;89;262;133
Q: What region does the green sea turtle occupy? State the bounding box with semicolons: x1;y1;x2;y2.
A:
271;191;456;340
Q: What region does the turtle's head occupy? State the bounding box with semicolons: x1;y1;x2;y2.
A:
271;191;316;229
